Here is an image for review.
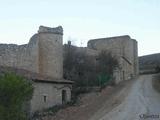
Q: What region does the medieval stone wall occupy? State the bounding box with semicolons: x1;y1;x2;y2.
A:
87;35;139;83
0;35;39;73
0;26;63;79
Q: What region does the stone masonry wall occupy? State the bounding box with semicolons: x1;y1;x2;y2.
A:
0;26;63;79
30;82;71;113
38;30;63;79
0;35;39;73
87;35;139;83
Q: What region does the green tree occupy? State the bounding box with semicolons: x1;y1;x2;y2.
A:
0;73;34;120
97;51;119;86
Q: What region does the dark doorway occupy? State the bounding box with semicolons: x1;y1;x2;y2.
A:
123;71;125;80
62;90;67;104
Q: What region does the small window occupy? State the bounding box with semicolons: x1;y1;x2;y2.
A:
43;95;47;103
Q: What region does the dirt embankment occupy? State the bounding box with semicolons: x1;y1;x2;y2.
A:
152;74;160;93
38;79;134;120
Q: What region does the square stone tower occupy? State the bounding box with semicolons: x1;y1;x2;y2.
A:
88;35;139;82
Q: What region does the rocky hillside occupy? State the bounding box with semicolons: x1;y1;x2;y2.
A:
139;53;160;73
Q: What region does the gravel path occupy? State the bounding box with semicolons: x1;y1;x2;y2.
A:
90;75;160;120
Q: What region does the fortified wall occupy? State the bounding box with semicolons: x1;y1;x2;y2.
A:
0;26;63;79
67;35;139;84
87;35;139;83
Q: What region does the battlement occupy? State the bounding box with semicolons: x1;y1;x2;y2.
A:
38;26;63;35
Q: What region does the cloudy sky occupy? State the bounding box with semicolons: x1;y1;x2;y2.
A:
0;0;159;56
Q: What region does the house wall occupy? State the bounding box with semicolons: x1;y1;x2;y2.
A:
30;82;71;113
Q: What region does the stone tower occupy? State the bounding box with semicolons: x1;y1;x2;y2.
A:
38;26;63;79
0;26;64;80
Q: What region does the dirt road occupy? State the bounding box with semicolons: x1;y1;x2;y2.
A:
90;75;160;120
41;79;133;120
